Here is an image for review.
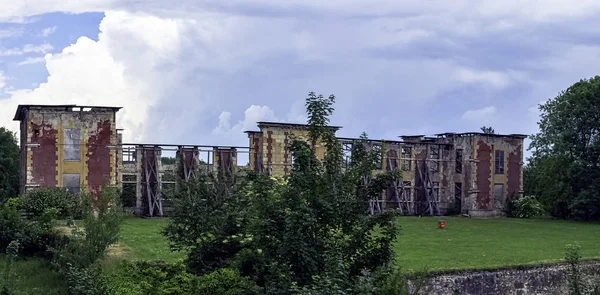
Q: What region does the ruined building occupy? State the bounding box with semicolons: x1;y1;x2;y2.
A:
13;105;121;195
14;104;525;217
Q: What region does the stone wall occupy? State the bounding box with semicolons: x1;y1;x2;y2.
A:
413;260;600;295
15;105;120;195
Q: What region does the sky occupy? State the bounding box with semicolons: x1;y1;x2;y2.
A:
2;1;600;163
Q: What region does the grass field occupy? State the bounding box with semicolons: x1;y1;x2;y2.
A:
115;216;600;272
0;256;65;294
395;216;600;272
4;216;600;293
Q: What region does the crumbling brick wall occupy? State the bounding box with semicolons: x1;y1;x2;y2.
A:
15;105;120;195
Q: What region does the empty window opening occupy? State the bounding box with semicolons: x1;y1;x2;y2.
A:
495;150;505;174
342;142;353;168
403;181;412;201
432;181;440;201
401;146;412;171
429;145;440;173
64;128;81;161
372;143;383;170
123;147;137;162
455;182;462;211
455;149;463;173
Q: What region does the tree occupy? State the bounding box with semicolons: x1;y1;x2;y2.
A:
529;76;600;220
480;126;495;134
164;91;403;294
0;127;19;204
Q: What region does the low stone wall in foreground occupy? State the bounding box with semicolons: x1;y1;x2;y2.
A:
412;259;600;295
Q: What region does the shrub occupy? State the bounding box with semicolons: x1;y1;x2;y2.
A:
52;188;123;271
0;201;65;258
106;260;195;295
192;268;260;295
21;188;82;219
65;263;108;295
507;196;545;218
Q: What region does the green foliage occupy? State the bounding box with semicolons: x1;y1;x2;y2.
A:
161;157;177;165
162;171;250;275
564;243;600;295
65;263;108;295
105;260;259;295
106;260;195;295
164;91;403;294
0;127;19;205
506;196;545;218
0;200;65;258
529;76;600;221
193;268;260;295
480;126;495;134
1;241;20;295
566;244;584;295
52;187;123;295
21;187;82;219
53;187;123;270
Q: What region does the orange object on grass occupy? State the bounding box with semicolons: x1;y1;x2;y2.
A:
437;220;446;229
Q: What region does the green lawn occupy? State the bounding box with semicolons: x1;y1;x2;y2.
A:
4;216;600;293
0;256;65;294
116;217;185;262
395;216;600;272
116;216;600;273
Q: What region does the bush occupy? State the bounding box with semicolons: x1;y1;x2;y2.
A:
0;201;66;258
507;196;545;218
65;263;108;295
52;188;123;271
106;260;195;295
192;268;260;295
21;188;82;219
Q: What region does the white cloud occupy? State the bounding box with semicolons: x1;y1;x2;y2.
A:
454;67;512;89
462;106;497;121
0;27;22;38
1;1;600;147
0;71;6;89
17;56;46;66
212;105;278;144
0;43;53;56
41;26;57;37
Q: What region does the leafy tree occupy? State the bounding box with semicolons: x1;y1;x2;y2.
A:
529;76;600;220
480;126;495;134
164;91;403;294
0;127;19;204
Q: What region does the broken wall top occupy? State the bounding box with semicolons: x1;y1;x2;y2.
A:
13;104;122;121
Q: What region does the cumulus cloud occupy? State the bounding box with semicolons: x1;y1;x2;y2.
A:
2;0;600;147
41;26;57;37
212;105;278;144
462;106;497;121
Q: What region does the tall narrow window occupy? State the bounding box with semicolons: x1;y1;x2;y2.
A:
64;128;81;161
432;182;440;201
403;181;412;201
429;145;440;173
455;149;463;173
342;142;353;168
401;146;412;171
495;150;505;174
372;143;383;170
455;182;462;211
